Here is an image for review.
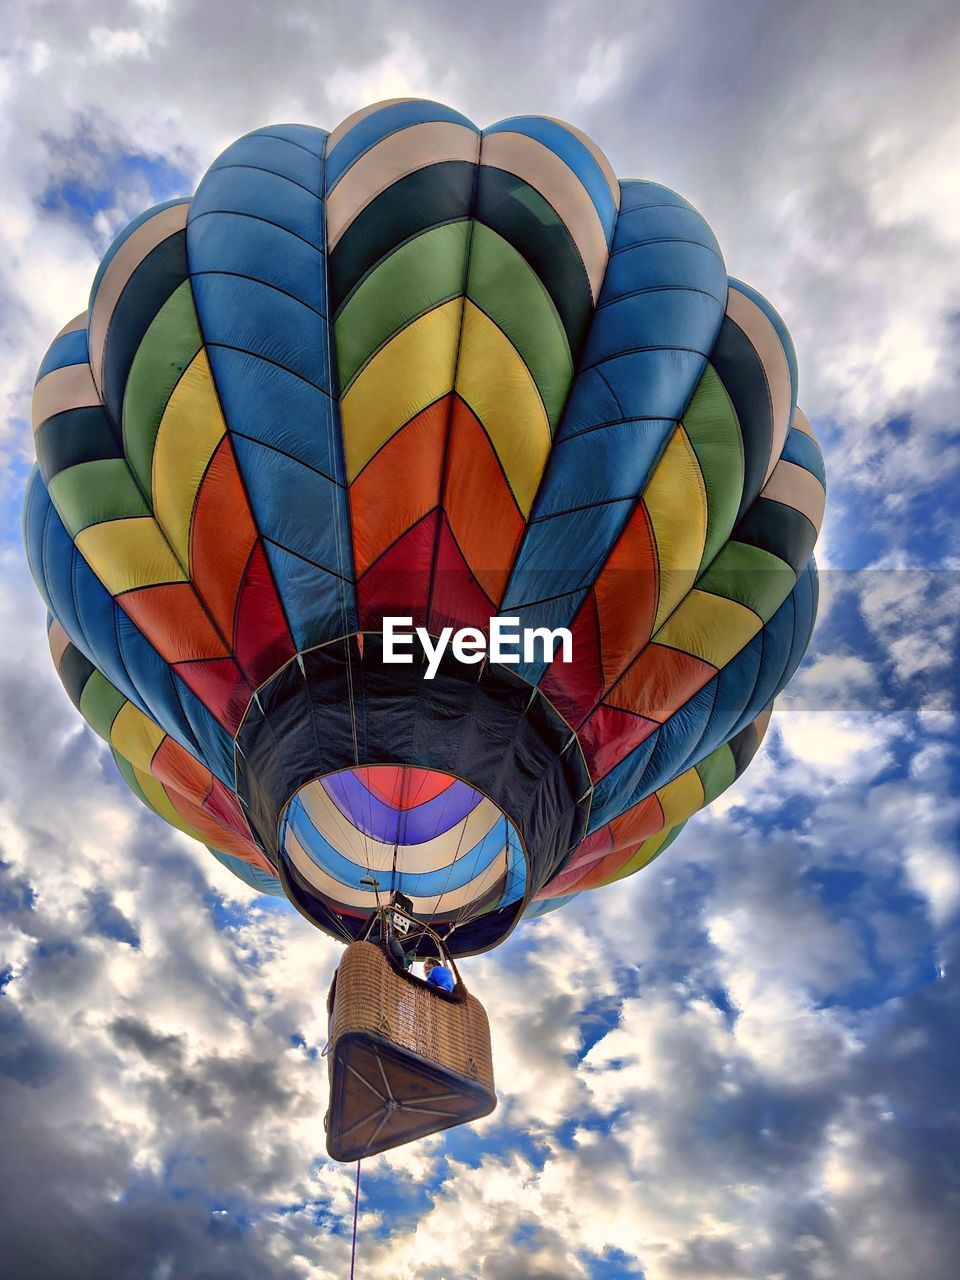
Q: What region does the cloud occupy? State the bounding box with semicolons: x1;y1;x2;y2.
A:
2;1;960;1276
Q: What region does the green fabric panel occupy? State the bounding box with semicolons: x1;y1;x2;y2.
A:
112;747;157;813
122;279;202;498
682;363;746;574
47;459;151;535
696;744;737;806
698;540;796;622
79;672;126;740
334;221;471;391
466;222;574;430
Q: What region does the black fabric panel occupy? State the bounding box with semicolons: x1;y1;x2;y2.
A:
35;406;122;483
101;230;189;431
235;636;592;956
734;496;818;577
58;642;96;711
729;720;760;777
329;161;476;315
475;166;594;358
709;317;773;524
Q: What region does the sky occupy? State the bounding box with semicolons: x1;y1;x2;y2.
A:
1;2;959;1277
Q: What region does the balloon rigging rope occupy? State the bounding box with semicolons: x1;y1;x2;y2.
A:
349;1159;361;1279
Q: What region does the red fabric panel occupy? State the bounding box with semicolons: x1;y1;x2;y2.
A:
358;510;437;629
539;592;604;728
357;766;454;809
428;514;494;635
233;540;295;686
578;702;659;781
172;656;251;733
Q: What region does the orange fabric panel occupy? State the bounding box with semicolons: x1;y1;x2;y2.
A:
151;736;214;808
607;643;716;721
593;500;659;689
443;395;525;605
607;793;666;849
350;396;447;576
189;436;258;641
120;582;229;663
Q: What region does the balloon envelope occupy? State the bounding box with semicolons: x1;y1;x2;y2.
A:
24;100;824;953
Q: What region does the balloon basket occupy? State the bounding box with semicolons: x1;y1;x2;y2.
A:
324;941;496;1162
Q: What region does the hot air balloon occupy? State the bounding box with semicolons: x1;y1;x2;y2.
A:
23;100;825;1160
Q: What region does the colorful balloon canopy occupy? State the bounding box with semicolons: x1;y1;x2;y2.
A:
24;99;825;954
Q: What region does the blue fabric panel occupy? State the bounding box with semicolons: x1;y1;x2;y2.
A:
581;288;726;370
620;678;719;807
187;212;326;316
188;167;324;243
208;848;286;897
522;894;574;919
325;100;477;192
780;428;826;488
726;585;802;739
261;542;356;653
257;124;328;157
534;419;677;515
189;274;330;391
587;728;662;832
600;238;727;299
188;129;356;646
484;115;618;246
773;562;818;700
23;469;236;784
680;632;765;769
284;799;525;900
503;182;725;637
231;435;345;573
36;328;88;381
89;199;189;312
22;468;55;615
203;345;340;479
203;130;325;190
729;276;798;413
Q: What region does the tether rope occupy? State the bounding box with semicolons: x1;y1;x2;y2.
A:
349;1159;361;1279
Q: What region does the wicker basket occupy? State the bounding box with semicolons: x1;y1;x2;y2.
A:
326;941;496;1161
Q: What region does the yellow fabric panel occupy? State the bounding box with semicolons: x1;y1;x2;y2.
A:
606;826;676;884
656;588;761;667
75;517;187;595
109;701;165;771
341;299;461;481
455;300;552;516
658;767;706;829
152;349;226;563
645;427;708;632
131;761;204;841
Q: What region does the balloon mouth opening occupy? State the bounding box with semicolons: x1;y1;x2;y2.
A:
278;764;528;925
